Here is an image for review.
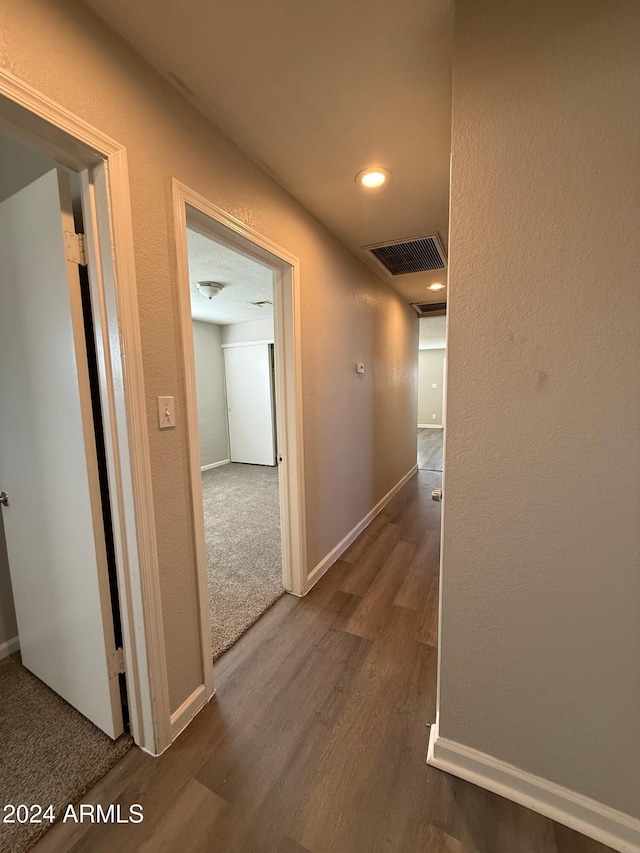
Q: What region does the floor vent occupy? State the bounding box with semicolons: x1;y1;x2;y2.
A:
411;301;447;317
364;233;447;276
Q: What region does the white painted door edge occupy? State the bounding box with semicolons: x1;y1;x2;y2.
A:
0;69;170;755
171;179;308;734
427;721;640;853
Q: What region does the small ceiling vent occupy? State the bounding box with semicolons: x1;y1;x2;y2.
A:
248;300;273;308
364;233;447;276
411;301;447;317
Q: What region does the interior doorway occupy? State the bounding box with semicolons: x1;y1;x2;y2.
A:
187;224;283;659
417;314;446;473
172;181;306;688
0;130;132;851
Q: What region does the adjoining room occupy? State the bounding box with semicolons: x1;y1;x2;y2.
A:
187;225;284;659
416;314;446;472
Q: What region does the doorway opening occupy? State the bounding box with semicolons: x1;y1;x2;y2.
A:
188;224;283;659
0;129;132;850
417;314;446;473
172;181;306;690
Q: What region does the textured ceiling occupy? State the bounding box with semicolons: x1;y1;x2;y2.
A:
187;227;274;325
83;0;454;305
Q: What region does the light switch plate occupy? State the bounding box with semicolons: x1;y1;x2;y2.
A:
158;396;175;429
432;383;438;388
356;363;365;374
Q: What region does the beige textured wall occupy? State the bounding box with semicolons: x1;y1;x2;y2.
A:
440;0;640;818
192;321;228;467
417;349;445;426
0;514;18;647
0;0;418;711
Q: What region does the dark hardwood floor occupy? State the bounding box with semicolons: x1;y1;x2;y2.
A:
34;471;612;853
417;428;444;472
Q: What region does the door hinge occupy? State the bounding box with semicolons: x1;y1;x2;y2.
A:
107;647;125;678
65;231;87;266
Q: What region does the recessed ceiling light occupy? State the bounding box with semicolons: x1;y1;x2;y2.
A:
355;167;391;188
427;282;446;291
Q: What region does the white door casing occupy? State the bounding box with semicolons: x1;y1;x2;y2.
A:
171;180;308;738
0;168;123;738
223;343;276;466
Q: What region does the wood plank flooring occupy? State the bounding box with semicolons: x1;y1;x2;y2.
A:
417;428;444;472
34;471;613;853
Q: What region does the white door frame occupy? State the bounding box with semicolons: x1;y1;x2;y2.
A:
0;70;171;754
171;180;308;695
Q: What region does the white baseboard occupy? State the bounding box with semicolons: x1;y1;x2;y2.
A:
418;423;443;429
0;635;20;661
306;464;418;592
200;459;230;472
170;684;210;741
427;721;640;853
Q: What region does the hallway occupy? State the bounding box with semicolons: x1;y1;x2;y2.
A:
417;427;444;472
34;471;612;853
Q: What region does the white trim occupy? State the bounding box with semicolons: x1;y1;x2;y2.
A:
427;722;640;853
306;465;418;592
169;684;208;740
0;636;20;660
0;69;169;754
173;179;307;604
220;339;274;349
86;158;171;754
418;423;443;429
201;459;230;472
171;181;307;726
172;185;217;708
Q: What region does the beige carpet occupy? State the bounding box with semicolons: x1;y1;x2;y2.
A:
0;654;132;852
202;462;284;659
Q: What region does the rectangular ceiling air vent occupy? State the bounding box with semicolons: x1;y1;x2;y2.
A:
364;233;447;276
248;300;273;308
411;301;447;317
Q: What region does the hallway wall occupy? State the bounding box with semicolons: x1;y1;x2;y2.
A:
0;0;418;712
440;0;640;824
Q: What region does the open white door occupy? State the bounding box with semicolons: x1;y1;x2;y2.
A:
224;343;276;466
0;168;124;739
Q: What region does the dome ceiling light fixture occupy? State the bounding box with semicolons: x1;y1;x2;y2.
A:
427;282;446;292
197;280;225;299
355;167;392;189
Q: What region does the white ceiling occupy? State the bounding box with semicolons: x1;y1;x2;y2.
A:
187;227;274;325
419;316;447;350
83;0;454;305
